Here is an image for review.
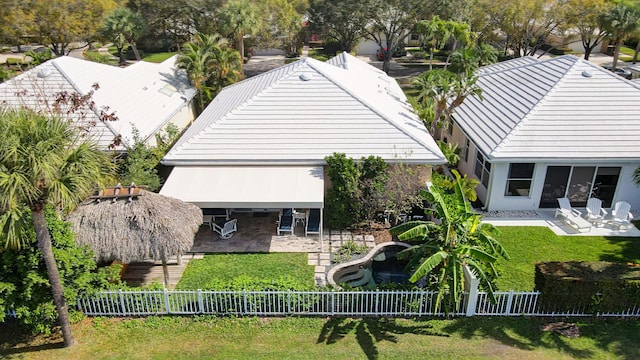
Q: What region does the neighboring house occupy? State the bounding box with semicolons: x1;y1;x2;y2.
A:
0;55;196;150
160;52;445;231
445;55;640;211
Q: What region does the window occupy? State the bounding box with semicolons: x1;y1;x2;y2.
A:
447;120;453;136
410;33;420;41
505;163;535;196
474;151;491;188
462;138;470;162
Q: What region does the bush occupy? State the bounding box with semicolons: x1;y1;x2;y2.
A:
0;208;112;334
410;51;428;60
535;261;640;313
85;51;117;65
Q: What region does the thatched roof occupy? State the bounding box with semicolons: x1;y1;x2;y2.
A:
68;190;202;263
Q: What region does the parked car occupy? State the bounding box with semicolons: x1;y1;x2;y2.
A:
376;46;407;61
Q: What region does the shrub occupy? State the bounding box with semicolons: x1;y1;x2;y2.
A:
535;261;640;313
85;51;117;65
0;208;112;334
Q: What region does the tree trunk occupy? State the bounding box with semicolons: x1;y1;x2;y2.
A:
129;41;141;61
117;47;125;65
634;40;640;64
32;207;76;347
382;57;391;74
238;34;245;79
612;40;622;71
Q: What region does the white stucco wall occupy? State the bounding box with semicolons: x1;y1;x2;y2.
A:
355;39;380;56
485;162;640;211
145;101;195;147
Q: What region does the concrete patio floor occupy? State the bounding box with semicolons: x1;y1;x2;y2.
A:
484;209;640;237
189;212;375;254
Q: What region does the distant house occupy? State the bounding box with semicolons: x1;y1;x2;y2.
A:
0;55;196;150
445;55;640;211
160;52;445;226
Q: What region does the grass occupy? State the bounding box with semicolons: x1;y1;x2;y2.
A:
176;253;316;290
142;52;176;63
307;49;328;62
2;316;639;359
494;226;640;291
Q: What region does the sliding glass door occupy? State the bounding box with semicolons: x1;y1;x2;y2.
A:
539;166;620;208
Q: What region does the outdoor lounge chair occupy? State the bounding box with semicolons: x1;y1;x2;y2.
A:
555;197;591;232
211;218;237;239
585;198;607;226
610;201;634;229
202;208;229;226
305;209;321;236
277;208;294;235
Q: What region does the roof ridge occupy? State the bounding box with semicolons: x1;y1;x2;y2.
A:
51;58;128;147
491;56;579;157
306;59;440;158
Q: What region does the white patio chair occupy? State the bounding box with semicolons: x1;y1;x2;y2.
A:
211;218;237;239
585;198;607;226
555;197;591;232
610;201;634;229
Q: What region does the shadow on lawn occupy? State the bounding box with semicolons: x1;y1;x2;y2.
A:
0;319;65;357
599;236;640;263
441;317;640;360
316;317;447;360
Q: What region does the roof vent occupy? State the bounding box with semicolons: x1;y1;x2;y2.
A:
37;67;52;78
581;70;592;78
299;73;312;81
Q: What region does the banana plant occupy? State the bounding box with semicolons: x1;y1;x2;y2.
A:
390;171;510;314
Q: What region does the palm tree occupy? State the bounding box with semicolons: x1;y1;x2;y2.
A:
600;4;639;70
0;108;115;347
102;7;146;64
390;171;510;314
218;0;260;70
176;33;242;112
412;69;482;137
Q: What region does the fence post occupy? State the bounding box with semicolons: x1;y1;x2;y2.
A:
118;289;126;316
504;290;514;315
163;288;171;315
243;290;248;314
331;291;335;316
197;289;204;314
464;266;480;317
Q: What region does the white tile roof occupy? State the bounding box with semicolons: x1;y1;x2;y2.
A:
454;55;640;161
163;53;445;165
0;56;195;149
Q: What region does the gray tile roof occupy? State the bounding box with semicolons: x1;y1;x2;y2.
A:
164;53;445;165
454;55;640;161
0;56;195;149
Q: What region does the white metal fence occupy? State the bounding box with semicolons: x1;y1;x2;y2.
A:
76;289;640;318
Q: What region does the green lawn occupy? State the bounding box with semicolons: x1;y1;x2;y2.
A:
142;52;176;63
495;226;640;291
2;316;639;359
176;253;316;290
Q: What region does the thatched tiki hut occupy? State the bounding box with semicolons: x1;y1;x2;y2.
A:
68;186;202;286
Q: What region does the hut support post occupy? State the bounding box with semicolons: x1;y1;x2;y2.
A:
161;253;170;288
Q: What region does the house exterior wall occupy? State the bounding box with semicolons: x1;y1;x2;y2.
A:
447;122;640;211
146;101;195;146
485;162;640;211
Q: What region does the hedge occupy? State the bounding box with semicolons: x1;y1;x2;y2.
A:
535;261;640;313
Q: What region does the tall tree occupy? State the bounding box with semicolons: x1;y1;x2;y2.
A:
601;3;640;70
103;7;146;64
175;33;242;112
478;0;560;58
0;108;115;347
561;0;612;60
412;69;482;137
366;0;433;73
390;171;510;314
127;0;193;52
308;0;373;53
29;0;117;55
218;0;260;66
